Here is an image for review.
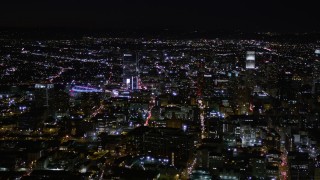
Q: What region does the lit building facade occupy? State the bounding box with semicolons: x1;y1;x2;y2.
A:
246;51;255;69
123;53;139;90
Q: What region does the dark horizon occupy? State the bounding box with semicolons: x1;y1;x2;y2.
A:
0;1;319;33
2;26;320;43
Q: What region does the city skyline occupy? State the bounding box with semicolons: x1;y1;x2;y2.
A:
1;1;320;179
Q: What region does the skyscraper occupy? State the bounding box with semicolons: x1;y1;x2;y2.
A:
315;49;320;56
246;51;255;69
313;49;320;94
123;53;139;90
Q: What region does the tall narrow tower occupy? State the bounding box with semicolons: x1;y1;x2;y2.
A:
313;49;320;79
313;49;320;95
122;53;139;90
246;51;256;69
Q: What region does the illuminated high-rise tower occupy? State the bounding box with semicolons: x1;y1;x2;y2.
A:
313;49;320;95
313;49;320;80
246;51;255;69
316;49;320;56
122;53;139;90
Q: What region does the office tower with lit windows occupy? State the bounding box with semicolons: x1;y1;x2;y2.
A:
313;49;320;94
316;49;320;56
122;53;139;90
313;49;320;79
246;51;255;69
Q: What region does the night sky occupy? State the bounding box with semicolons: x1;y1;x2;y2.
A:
0;0;319;32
